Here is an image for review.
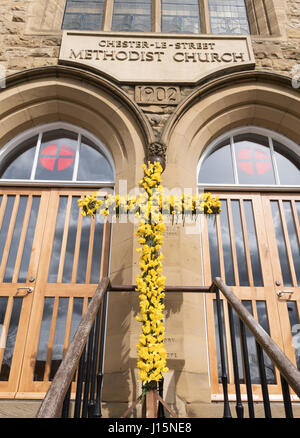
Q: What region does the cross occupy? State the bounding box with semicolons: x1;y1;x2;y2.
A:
78;160;221;417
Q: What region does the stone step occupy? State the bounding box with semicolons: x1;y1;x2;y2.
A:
0;400;299;418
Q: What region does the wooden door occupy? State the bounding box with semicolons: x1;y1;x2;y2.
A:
262;193;300;394
0;189;50;398
0;188;110;399
204;192;286;400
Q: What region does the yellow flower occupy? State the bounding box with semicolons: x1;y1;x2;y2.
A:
78;161;222;385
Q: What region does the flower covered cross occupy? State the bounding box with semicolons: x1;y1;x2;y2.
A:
78;161;221;386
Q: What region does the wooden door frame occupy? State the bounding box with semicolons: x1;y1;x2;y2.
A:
261;193;300;378
0;186;112;399
0;188;51;398
16;188;111;399
204;191;290;401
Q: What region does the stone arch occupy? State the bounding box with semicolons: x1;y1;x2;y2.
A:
0;65;154;186
161;70;300;189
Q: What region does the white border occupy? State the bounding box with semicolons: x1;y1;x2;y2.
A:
0;122;116;186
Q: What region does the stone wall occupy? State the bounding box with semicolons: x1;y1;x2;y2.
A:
0;0;62;76
0;0;299;79
253;0;300;74
1;0;299;142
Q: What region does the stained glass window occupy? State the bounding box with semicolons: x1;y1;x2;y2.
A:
198;131;300;186
161;0;201;34
0;127;114;183
208;0;250;34
62;0;105;31
112;0;152;32
61;1;252;35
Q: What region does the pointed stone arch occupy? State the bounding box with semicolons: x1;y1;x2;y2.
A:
0;65;154;184
161;70;300;189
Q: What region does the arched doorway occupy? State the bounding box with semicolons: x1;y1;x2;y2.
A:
198;126;300;401
0;123;114;398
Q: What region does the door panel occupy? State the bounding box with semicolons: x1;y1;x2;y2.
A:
0;188;110;398
204;192;285;399
262;194;300;387
0;190;50;397
17;189;110;398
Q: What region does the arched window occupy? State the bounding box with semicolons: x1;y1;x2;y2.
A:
198;128;300;187
0;124;114;184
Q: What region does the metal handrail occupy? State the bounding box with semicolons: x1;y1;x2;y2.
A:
36;277;300;418
212;277;300;418
36;276;110;418
212;277;300;398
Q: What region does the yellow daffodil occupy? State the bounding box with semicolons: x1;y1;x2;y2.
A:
78;161;221;386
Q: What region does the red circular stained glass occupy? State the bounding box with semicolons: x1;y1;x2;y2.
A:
237;148;271;175
40;144;75;171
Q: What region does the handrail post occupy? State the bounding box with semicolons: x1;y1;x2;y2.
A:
227;303;244;418
214;286;232;418
256;341;272;418
239;319;255;418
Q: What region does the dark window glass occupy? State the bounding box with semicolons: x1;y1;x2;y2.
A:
77;137;114;182
208;0;250;35
242;300;276;384
207;215;221;281
49;298;69;380
0;298;23;381
297;202;300;224
112;0;152;32
3;196;28;283
0;196;16;265
70;298;84;342
198;140;235;184
76;215;92;283
282;201;300;286
243;200;263;287
90;213;104;283
273;140;300;186
62;197;81;284
230;305;244;382
162;0;201;34
34;297;55;381
231;200;249;286
62;0;105;30
270;201;293;287
256;301;276;384
18;196;41;283
35;130;78;181
234;133;276;185
0;137;38;180
219;200;235;286
48;197;69;283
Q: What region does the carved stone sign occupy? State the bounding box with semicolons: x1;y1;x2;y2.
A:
59;31;255;84
135;86;180;105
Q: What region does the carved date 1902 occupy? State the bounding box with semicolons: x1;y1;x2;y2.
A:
135;85;180;105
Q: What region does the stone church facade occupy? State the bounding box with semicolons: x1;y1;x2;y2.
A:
0;1;299;418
